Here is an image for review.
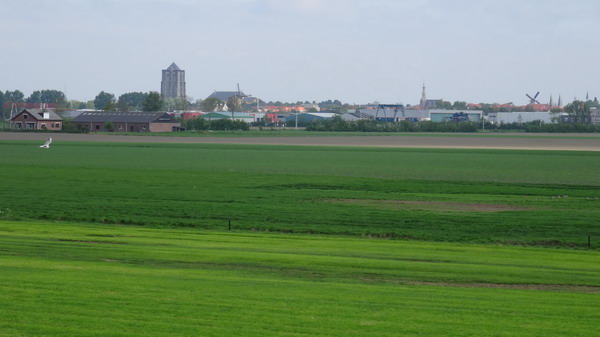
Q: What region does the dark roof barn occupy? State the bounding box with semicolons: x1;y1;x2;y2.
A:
72;111;181;132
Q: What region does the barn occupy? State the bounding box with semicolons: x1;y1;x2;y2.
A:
72;111;181;132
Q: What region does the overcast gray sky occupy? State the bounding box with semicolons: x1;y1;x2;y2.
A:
1;0;598;105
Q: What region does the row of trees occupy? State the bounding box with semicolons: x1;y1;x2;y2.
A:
0;89;183;116
182;117;249;131
305;117;480;132
93;91;165;112
1;90;69;119
306;115;600;133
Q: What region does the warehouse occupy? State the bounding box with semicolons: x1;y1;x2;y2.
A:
72;111;181;132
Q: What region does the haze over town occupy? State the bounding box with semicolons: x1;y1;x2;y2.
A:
2;0;599;105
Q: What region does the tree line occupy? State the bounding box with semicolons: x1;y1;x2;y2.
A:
181;117;249;131
306;113;600;133
0;89;170;119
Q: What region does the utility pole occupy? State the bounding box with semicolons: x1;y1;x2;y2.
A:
482;113;485;131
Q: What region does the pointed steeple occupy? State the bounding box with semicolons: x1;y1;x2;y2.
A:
420;81;427;108
586;92;589;101
166;62;181;71
549;94;553;107
557;95;562;107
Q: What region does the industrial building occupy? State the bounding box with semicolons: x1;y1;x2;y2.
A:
71;111;181;132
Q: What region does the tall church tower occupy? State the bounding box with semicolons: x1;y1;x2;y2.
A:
161;62;186;99
419;82;427;108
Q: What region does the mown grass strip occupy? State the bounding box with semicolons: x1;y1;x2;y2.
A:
1;221;599;337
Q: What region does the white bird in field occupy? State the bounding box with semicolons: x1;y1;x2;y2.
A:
40;137;52;148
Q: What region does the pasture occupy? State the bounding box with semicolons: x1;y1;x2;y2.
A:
1;140;599;246
1;137;600;336
1;221;599;336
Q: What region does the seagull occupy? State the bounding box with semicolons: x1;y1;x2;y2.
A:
40;137;52;148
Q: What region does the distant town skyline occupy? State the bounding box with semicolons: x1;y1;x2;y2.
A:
1;0;599;106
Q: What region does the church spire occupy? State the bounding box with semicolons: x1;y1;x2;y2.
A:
420;81;427;108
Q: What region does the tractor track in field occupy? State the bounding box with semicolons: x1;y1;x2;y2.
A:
403;281;600;294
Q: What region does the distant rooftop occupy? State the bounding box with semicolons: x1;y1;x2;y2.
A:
166;62;181;71
206;91;248;102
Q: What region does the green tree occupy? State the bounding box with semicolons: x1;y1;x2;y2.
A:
104;121;114;132
452;101;468;110
173;97;190;111
118;92;148;111
0;91;5;119
162;97;190;112
435;100;452;110
116;98;130;112
202;97;221;112
41;90;66;104
26;90;67;106
190;98;203;110
26;91;42;103
183;117;209;131
564;100;591;123
104;101;117;112
94;91;116;110
227;95;242;112
142;91;163;111
162;98;175;112
3;90;24;119
5;90;24;102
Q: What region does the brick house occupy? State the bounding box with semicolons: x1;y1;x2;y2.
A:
71;111;181;132
10;109;63;130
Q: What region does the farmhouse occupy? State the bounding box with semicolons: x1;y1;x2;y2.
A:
10;109;63;130
72;111;181;132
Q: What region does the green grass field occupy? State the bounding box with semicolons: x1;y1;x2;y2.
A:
1;140;599;246
1;139;600;336
1;221;598;337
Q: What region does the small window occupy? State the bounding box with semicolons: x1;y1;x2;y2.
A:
23;114;28;119
95;124;100;130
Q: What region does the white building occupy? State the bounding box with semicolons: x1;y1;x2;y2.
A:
487;111;555;124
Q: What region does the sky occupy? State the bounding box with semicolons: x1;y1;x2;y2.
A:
1;0;599;105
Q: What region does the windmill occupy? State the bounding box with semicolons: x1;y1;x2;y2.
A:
526;92;541;105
